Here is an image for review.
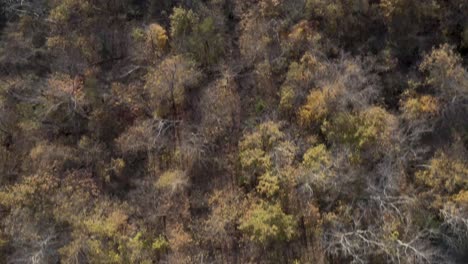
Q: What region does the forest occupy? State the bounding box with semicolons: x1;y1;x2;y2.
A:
0;0;467;263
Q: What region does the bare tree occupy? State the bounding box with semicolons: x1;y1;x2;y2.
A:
323;187;447;264
8;230;60;264
440;204;468;255
1;0;47;18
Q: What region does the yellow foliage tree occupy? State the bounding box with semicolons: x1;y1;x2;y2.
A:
146;23;168;56
239;201;296;244
420;44;468;98
401;95;439;120
298;85;339;128
322;107;397;161
416;152;468;195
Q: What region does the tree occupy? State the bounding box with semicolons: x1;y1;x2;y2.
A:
306;0;345;37
322;187;447;264
42;73;88;137
170;7;199;42
239;121;296;188
187;16;225;66
322;107;398;162
47;0;130;73
379;0;440;61
1;0;48;19
259;0;283;18
199;73;240;143
27;141;79;174
282;19;322;63
155;169;188;193
146;23;169;56
298;87;335;129
401;94;439;121
281;53;380;120
204;187;247;257
145;55;201;119
302;144;332;173
420;44;468;99
440;197;468;257
131;23;169;62
170;7;225;66
239;201;296;244
279;52;326;115
238;4;281;65
416;151;468;197
305;0;376;50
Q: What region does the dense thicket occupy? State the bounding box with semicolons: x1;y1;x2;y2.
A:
0;0;467;263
